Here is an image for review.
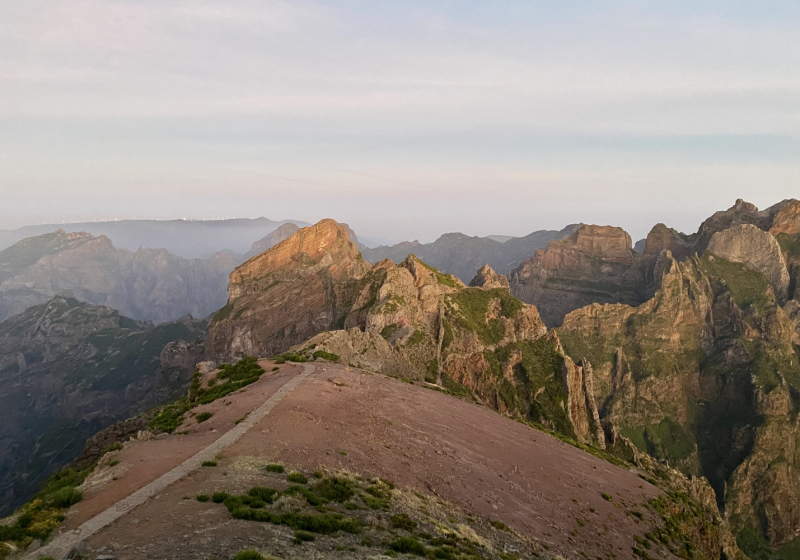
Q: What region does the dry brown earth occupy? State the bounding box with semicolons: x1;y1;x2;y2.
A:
46;361;675;560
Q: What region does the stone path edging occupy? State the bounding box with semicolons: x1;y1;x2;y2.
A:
27;363;315;560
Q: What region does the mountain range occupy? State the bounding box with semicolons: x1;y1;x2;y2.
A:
2;198;800;560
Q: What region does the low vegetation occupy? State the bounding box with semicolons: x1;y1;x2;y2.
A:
149;356;265;434
202;467;527;559
0;468;89;558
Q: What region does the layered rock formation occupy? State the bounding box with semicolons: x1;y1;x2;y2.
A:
206;219;371;361
0;296;206;516
0;229;235;324
509;225;648;327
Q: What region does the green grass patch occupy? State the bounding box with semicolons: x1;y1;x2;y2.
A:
266;463;285;473
380;323;400;340
212;302;234;323
287;472;308;484
202;461;218;467
390;513;417;531
196;411;213;423
701;254;773;313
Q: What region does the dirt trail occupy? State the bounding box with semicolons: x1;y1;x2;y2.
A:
26;363;316;560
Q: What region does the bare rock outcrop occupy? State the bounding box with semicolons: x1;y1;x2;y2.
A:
302;258;601;445
770;199;800;237
469;265;510;290
508;225;647;327
643;223;693;261
206;219;370;362
707;224;791;301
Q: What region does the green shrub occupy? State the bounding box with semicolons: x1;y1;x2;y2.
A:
491;520;511;532
313;350;339;362
287;472;308;484
48;487;83;508
390;513;417;531
248;486;278;503
202;461;217;467
102;441;123;455
313;476;355;502
283;485;324;506
266;463;285;473
196;412;213;423
234;550;266;560
294;530;316;543
196;494;210;502
212;492;229;503
272;352;308;363
387;536;426;555
602;493;613;502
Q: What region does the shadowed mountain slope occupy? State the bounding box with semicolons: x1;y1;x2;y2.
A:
0;296;206;517
0;217;310;259
361;225;579;282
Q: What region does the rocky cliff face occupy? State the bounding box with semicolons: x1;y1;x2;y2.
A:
0;296;206;516
0;229;234;324
295;259;604;447
557;213;800;555
509;225;648;327
206;219;371;362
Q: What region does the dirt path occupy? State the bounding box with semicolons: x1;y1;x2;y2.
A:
27;363;316;560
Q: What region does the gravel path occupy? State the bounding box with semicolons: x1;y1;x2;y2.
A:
27;363;315;560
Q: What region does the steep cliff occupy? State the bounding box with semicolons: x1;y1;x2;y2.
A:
0;296;206;516
0;229;234;324
509;224;648;327
206;219;371;362
295;260;604;446
558;221;800;556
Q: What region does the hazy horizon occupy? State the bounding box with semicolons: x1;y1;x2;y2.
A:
2;1;798;243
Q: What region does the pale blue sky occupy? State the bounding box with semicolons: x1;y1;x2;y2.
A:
1;0;798;242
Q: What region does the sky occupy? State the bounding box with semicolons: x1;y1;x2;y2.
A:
1;1;799;243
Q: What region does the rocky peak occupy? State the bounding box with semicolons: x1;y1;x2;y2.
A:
696;198;771;251
643;223;693;261
469;265;510;290
207;219;370;361
509;224;646;326
571;225;632;258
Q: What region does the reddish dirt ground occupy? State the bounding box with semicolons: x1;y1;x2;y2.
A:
65;362;304;527
78;362;667;560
